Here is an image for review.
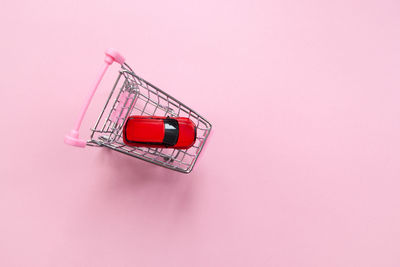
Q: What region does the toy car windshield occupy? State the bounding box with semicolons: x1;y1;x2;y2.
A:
162;118;179;146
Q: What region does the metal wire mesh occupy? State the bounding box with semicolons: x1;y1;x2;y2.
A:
88;64;212;173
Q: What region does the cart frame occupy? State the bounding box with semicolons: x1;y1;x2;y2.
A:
65;49;212;173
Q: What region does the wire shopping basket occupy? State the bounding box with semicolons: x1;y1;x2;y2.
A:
64;49;212;173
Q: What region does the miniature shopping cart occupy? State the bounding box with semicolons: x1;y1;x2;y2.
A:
64;49;212;173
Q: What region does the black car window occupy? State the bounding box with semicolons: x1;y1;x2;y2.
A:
163;118;179;146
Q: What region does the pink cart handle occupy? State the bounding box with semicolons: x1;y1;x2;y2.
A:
64;48;125;147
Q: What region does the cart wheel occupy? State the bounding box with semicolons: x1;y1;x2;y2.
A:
163;156;174;162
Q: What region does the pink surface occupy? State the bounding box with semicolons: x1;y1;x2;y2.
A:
1;0;400;266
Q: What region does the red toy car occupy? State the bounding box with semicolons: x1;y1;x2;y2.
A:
123;116;197;149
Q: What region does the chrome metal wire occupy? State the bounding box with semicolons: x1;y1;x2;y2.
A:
88;63;212;173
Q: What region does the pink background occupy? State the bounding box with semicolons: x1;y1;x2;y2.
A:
1;0;400;266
